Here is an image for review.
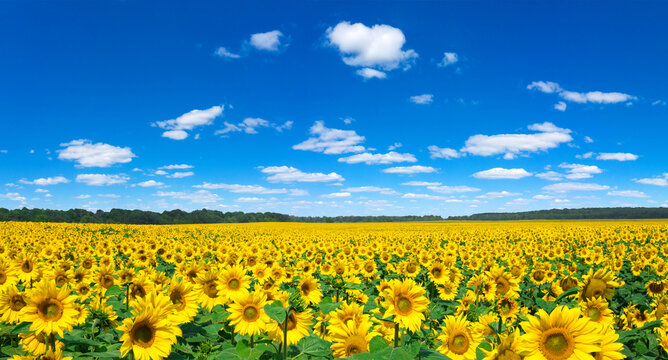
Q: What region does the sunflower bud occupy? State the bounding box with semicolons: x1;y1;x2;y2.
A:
288;292;308;312
331;275;346;290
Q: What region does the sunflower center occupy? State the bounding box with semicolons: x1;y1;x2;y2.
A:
587;308;601;321
649;282;664;293
559;277;578;291
533;271;545;281
510;266;521;277
432;268;442;278
300;283;311;295
22;260;33;273
243;305;259;321
203;281;218;298
82;260;93;269
38;299;63;321
101;275;114;289
540;329;573;360
406;263;417;273
499;299;511;315
449;332;469;354
0;271;6;284
498;349;522;360
496;276;510;294
10;295;26;311
584;279;607;300
284;313;297;331
79;286;90;295
55;274;68;286
131;322;155;347
365;264;374;272
170;290;186;310
228;278;240;290
131;284;147;299
396;297;412;314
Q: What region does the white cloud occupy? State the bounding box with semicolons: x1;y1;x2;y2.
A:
438;52;458;67
478;191;522;199
634;174;668;187
76;174;130;186
584;136;594;143
0;192;26;203
275;121;293;132
214;46;240;58
428;185;480;194
19;176;69;186
137;180;164;187
98;194;120;198
235;197;272;203
596;152;638;161
216;117;278;136
338;151;416;165
652;100;667;106
154;105;223;140
154;170;168;176
356;68;387;79
402;193;446;200
159;164;193;170
167;171;194;178
261;166;345;183
293;121;365;154
326;21;417;74
75;194;91;199
528;81;636;105
321;192;351;198
194;183;288;194
388;142;402;151
558;163;603;179
608;190;648;198
542;182;610;192
554;101;567;111
461;122;572;159
577;152;595;159
401;181;442;186
58;140;136;167
410;94;434;104
289;189;309;196
155;190;220;204
35;188;49;193
250;30;283;51
472;168;532;180
536;171;564;181
532;194;554;200
382;165;436;174
428;145;460;159
343;186;398;195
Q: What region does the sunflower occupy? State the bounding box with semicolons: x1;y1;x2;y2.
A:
268;308;312;346
646;279;667;298
329;319;377;358
0;258;17;290
195;269;224;311
227;291;270;336
219;265;251;302
518;305;601;360
129;274;155;302
298;275;323;305
118;305;182;360
21;281;79;337
0;286;27;324
590;325;625;360
580;297;614;326
438;282;459;301
552;275;580;297
381;278;429;333
49;268;72;288
487;265;520;296
166;278;199;324
30;348;72;360
95;264;117;290
436;315;483;360
19;331;65;356
481;328;524;360
579;269;621;302
15;253;41;285
72;302;90;325
497;294;520;322
89;297;120;330
329;301;370;329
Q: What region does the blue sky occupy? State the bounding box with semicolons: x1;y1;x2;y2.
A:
1;1;667;216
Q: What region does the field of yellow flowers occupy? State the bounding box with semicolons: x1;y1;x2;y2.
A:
0;220;667;360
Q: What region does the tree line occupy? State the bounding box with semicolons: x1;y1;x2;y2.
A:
447;207;668;220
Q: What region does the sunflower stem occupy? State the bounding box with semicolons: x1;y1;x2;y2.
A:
49;333;55;353
335;289;339;303
283;307;291;360
125;283;130;311
497;316;503;341
394;323;400;347
250;335;254;348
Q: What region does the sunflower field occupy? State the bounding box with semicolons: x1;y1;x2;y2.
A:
1;220;667;360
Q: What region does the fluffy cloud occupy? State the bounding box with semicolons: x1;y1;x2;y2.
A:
154;105;223;140
338;151;416;165
558;163;603;179
596;152;639;161
76;174;130;186
401;181;442;186
159;164;193;170
439;52;458;67
536;171;564;181
155;190;220;204
326;21;417;78
528;81;636;105
477;191;522;199
542;182;610;192
472;168;532;179
608;190;648;198
250;30;283;51
137;180;164;187
382;165;436;174
343;186;398;195
634;173;668;186
58;140;136;167
214;46;240;58
356;68;387;79
402;193;446;200
554;101;567;111
293;121;365;154
410;94;434;104
261;166;344;183
428;146;460;159
167;171;194;178
427;185;480;194
19;176;69;186
321;192;351;198
0;192;26;203
215;118;292;136
461;122;572;159
194;183;288;194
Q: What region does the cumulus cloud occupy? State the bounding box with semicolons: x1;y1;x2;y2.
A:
343;186;399;195
215;118;291;136
261;166;344;183
76;174;130;186
461;122;572;159
0;192;26;203
608;190;648;198
159;164;193;170
194;183;288;194
155;190;220;204
410;94;434;104
438;52;458;67
427;185;480;194
321;192;351;198
250;30;284;51
214;46;240;58
401;193;447;200
58;140;136;167
542;182;610;192
137;180;164;187
596;152;638;161
428;146;460;159
584;136;594;143
401;181;442;186
528;81;636;106
558;163;603;180
75;194;91;199
338;151;416;165
554;101;567;111
326;21;417;78
388;142;402;151
472;168;533;180
356;68;387;79
634;173;668;186
167;171;194;178
477;191;522;199
293;121;365;154
536;171;565;181
382;165;436;174
154;105;223;140
19;176;69;186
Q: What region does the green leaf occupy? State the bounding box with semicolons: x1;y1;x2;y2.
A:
211;305;230;324
295;335;332;357
417;348;451;359
319;301;342;315
104;285;123;297
554;287;578;302
264;300;286;324
369;336;389;352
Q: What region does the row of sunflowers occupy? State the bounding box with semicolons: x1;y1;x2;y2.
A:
0;220;667;359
